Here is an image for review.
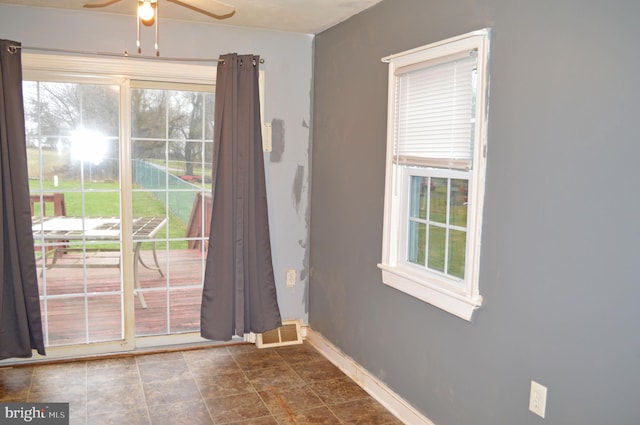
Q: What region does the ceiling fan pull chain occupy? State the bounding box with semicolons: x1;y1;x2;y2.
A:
137;10;141;54
155;0;160;56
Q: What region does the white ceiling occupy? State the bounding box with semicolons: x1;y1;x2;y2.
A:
0;0;383;34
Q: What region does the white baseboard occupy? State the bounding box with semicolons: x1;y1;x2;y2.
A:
305;328;434;425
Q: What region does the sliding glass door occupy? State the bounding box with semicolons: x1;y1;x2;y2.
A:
22;55;216;357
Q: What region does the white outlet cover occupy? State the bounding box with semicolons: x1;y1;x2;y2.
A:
529;380;547;418
286;269;296;288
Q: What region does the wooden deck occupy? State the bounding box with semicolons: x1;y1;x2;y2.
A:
36;248;207;347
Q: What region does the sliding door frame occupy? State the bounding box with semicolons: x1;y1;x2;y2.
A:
15;54;219;361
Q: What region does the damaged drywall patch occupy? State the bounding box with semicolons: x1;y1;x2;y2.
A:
292;165;304;213
298;240;308;281
299;238;309;314
269;119;285;162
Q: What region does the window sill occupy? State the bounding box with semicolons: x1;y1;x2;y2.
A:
378;263;482;321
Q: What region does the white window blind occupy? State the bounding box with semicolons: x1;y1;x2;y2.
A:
394;50;477;170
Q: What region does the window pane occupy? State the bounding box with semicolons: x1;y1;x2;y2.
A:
429;177;447;224
409;176;429;219
168;190;197;243
82;191;120;219
132;89;166;138
428;225;445;272
169;140;209;190
169;287;203;333
204;94;215;140
80;85;120;137
168;91;205;140
132;190;167;223
44;298;86;347
408;221;426;265
448;229;466;279
449;178;468;227
88;294;123;343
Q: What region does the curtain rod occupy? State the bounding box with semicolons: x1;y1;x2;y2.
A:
7;45;265;64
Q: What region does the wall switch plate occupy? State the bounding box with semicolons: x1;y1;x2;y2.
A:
285;269;296;288
263;122;272;152
529;380;547;418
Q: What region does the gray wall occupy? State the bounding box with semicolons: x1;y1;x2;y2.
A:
310;1;640;424
0;4;313;323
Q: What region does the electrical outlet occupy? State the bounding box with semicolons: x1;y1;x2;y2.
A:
285;269;296;288
529;380;547;418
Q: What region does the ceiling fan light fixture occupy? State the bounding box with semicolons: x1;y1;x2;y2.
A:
138;0;155;24
82;0;235;56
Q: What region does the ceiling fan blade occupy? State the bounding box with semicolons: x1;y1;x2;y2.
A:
82;0;124;8
166;0;235;19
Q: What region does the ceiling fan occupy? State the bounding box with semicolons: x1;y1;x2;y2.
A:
82;0;235;19
82;0;235;55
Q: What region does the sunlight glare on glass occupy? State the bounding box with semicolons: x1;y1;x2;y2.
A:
70;128;107;165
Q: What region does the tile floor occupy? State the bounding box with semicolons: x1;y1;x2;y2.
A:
0;342;403;424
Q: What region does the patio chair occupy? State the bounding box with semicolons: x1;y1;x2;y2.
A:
186;192;212;250
31;193;68;264
30;192;67;217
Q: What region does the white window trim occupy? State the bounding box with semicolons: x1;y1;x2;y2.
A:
378;29;491;321
22;53;217;84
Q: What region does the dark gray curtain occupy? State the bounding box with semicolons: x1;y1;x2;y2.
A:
201;53;282;341
0;39;45;359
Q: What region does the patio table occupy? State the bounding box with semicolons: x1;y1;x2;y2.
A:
32;216;167;308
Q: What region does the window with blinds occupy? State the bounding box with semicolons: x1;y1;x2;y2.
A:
394;51;477;171
379;29;490;321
